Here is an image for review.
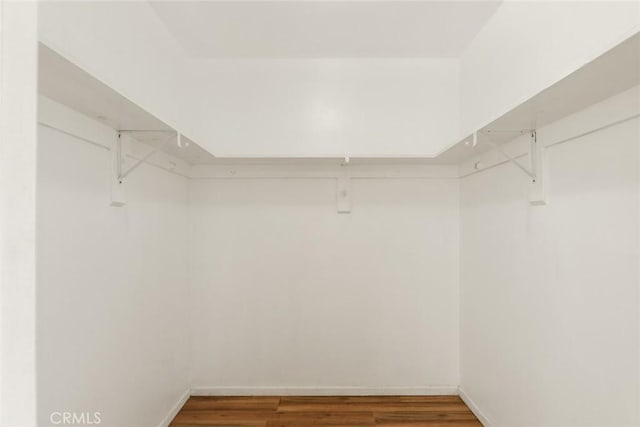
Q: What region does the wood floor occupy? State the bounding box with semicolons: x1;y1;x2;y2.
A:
170;396;483;426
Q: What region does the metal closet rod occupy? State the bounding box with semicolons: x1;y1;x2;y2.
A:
460;113;640;179
37;122;189;178
40;113;639;181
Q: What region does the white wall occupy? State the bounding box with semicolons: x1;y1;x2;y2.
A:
37;101;191;427
459;1;640;138
0;1;38;425
189;176;460;393
459;88;640;426
35;4;640;422
37;87;640;424
190;58;459;157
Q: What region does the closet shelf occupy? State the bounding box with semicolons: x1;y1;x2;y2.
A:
38;44;216;165
39;32;639;168
438;32;640;164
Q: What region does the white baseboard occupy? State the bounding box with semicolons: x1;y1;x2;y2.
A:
157;388;190;427
458;387;492;427
190;385;459;396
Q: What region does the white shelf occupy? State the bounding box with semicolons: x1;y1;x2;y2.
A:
39;32;639;167
38;44;216;165
438;32;640;163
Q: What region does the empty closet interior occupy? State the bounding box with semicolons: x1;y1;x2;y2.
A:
30;1;639;427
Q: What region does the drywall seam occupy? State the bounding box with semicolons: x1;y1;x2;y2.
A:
458;388;492;427
190;386;459;396
157;388;190;427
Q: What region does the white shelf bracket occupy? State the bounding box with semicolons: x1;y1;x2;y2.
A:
110;133;126;207
110;130;177;207
337;157;351;213
119;131;176;180
529;130;547;205
484;134;536;180
483;129;547;205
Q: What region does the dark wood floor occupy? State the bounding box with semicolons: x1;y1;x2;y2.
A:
170;396;483;426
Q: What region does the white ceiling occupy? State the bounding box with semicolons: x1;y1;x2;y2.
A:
149;1;501;58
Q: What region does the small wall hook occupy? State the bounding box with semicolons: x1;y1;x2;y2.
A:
465;131;478;147
177;132;190;148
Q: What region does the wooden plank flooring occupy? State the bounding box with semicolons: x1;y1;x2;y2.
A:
170;396;483;426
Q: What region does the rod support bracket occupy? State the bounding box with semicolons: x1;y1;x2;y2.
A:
529;130;547;205
337;159;351;213
110;132;126;207
481;128;547;205
110;130;178;207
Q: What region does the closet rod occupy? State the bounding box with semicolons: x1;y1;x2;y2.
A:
460;113;640;179
37;121;190;179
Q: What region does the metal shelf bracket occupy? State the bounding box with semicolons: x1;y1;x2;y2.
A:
528;131;547;205
110;130;178;207
483;130;547;205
